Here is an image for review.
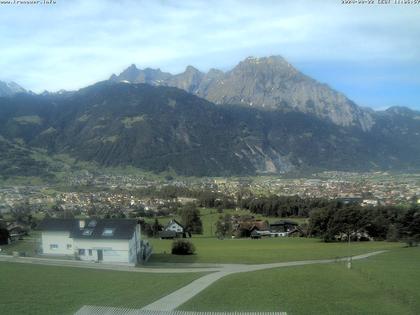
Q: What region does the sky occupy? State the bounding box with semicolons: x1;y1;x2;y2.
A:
0;0;419;110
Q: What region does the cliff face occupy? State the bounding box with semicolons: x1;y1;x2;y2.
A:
111;56;374;130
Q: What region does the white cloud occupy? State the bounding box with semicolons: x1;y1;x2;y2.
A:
0;0;419;109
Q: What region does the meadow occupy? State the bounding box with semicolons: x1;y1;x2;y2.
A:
148;237;402;264
180;246;420;315
146;208;402;264
0;262;204;315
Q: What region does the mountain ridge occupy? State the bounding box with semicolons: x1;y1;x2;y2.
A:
110;55;375;130
0;81;419;177
0;81;26;97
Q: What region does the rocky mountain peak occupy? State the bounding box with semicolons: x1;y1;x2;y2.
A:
0;80;26;97
184;65;201;74
110;56;375;130
233;55;300;78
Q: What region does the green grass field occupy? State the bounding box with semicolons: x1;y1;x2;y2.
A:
180;246;420;315
0;262;204;315
148;237;402;264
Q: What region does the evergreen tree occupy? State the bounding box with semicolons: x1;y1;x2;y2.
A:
152;218;163;237
181;203;203;234
215;214;232;239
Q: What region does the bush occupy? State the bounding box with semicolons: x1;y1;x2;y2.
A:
171;239;196;255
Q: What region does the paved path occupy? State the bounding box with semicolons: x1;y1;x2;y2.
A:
140;250;387;311
0;251;386;278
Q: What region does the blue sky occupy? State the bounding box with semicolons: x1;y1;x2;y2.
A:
0;0;419;110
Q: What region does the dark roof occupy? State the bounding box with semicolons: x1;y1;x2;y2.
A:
38;218;138;240
37;218;76;231
236;220;268;231
270;220;299;226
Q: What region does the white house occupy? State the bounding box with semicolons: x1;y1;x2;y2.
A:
38;218;152;265
159;219;189;239
165;219;184;233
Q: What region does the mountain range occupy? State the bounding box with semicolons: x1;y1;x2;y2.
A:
110;56;374;131
0;56;419;178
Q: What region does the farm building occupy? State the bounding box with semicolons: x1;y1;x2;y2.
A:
233;219;269;238
269;220;299;234
246;220;300;238
38;218;152;265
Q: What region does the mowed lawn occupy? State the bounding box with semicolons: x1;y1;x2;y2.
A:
148;237;402;264
180;247;420;315
0;262;204;315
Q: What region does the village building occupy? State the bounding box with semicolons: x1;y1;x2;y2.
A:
38;218;151;265
159;219;190;239
232;217;299;238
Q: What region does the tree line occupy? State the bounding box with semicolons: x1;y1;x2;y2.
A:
307;204;420;245
240;195;337;217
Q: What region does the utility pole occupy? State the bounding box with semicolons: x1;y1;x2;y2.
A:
347;231;352;269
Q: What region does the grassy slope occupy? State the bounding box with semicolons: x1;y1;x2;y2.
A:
180;247;420;314
149;237;402;264
0;262;204;315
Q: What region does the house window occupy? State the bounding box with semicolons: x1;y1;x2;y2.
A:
102;228;115;236
82;229;93;236
89;249;92;256
88;220;97;228
50;244;58;250
78;249;85;256
67;244;72;249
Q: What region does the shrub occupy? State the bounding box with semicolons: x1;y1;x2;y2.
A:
171;239;196;255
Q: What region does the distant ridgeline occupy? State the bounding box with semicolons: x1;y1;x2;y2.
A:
0;56;419;177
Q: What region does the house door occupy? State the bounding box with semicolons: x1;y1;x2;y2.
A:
97;249;103;261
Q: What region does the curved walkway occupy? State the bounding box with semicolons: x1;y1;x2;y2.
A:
141;250;387;311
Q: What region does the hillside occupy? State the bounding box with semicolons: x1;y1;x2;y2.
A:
0;81;419;176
